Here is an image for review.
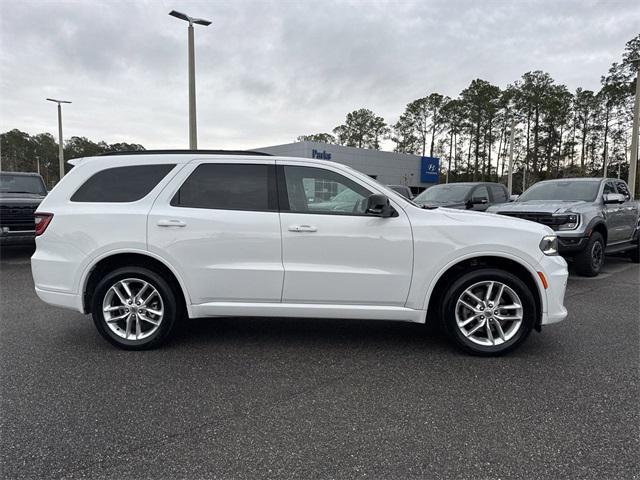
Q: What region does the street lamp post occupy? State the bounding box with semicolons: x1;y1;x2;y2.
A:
628;57;640;199
169;10;211;150
46;98;71;182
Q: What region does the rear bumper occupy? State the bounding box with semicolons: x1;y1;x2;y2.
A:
34;287;84;313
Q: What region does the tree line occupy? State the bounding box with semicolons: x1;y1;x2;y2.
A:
0;130;144;188
298;34;639;192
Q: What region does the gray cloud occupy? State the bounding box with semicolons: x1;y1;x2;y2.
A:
1;0;638;150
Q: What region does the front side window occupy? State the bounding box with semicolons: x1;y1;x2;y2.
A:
171;163;277;211
615;181;631;200
472;185;489;201
71;164;176;202
603;182;616;195
281;166;372;215
489;185;508;203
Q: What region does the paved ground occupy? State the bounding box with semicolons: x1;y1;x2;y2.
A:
0;245;638;480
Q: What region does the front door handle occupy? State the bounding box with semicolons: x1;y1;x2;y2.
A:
157;219;186;228
288;224;317;232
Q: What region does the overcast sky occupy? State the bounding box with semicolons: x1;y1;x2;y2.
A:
1;0;639;150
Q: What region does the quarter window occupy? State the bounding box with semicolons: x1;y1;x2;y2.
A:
171;163;277;211
71;164;176;203
281;166;372;215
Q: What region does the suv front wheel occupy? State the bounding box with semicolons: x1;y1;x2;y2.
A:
441;268;535;356
91;266;179;350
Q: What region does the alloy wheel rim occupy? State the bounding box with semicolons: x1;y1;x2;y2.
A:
591;241;603;270
102;278;164;341
455;280;523;347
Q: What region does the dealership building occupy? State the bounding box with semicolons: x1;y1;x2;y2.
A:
255;141;439;192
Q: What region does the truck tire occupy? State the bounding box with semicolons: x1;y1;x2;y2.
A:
629;238;639;263
574;232;604;277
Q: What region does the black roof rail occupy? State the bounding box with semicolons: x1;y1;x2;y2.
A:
98;149;272;157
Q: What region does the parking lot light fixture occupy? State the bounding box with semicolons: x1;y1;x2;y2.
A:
628;57;640;199
46;98;71;183
169;10;212;150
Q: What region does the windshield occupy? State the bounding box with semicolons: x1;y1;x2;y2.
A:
414;184;473;204
518;181;600;202
0;173;46;195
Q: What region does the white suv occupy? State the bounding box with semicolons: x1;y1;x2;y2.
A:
31;151;568;355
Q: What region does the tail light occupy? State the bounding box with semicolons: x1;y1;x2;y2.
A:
34;212;53;236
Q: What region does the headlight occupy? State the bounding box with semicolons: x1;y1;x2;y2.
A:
540;235;559;256
553;213;580;231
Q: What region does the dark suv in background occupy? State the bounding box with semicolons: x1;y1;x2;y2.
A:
0;172;47;245
413;182;509;211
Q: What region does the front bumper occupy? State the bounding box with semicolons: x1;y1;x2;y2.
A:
0;229;35;245
539;254;569;326
557;235;589;254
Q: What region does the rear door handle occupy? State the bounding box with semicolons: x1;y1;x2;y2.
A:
157;219;186;228
288;224;317;232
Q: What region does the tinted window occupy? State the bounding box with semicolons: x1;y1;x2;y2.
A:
0;173;46;195
473;185;489;200
414;184;473;204
282;166;372;215
518;180;600;202
603;182;616;195
489;185;508;202
172;163;276;211
71;164;175;202
615;181;631;200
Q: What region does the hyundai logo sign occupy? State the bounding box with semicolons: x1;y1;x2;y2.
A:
312;149;332;160
421;157;439;182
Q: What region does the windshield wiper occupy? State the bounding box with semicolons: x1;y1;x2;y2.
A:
2;190;39;194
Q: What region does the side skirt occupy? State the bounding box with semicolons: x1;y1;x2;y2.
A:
190;302;427;323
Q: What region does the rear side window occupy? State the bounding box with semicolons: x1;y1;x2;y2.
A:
71;164;175;203
171;163;277;211
490;185;508;203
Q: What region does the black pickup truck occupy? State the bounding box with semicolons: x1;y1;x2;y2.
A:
0;172;47;245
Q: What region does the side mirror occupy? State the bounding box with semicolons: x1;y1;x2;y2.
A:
603;193;625;204
366;194;396;217
509;195;519;202
471;197;489;205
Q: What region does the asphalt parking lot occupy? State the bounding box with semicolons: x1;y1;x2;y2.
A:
1;246;638;480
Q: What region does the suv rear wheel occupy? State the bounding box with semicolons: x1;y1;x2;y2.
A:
91;266;179;350
440;268;535;356
574;232;604;277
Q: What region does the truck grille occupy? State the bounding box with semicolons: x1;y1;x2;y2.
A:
0;205;37;230
498;212;565;227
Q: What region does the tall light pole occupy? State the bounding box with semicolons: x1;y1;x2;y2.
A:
46;98;71;182
507;118;516;196
169;10;211;150
628;57;640;199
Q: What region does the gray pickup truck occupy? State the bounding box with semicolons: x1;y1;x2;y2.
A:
487;177;640;277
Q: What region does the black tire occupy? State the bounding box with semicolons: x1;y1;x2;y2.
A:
440;268;536;356
629;238;639;263
91;266;179;350
574;232;605;277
